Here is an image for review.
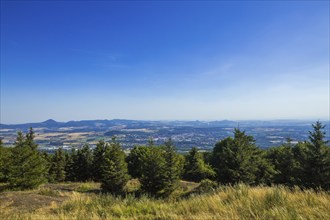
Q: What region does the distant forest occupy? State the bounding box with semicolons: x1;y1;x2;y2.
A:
0;121;329;197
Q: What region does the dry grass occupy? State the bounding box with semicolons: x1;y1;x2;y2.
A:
1;183;329;220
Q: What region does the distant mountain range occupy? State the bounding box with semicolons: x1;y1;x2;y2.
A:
0;118;325;130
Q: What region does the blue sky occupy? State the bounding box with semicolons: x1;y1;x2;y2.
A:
1;1;329;123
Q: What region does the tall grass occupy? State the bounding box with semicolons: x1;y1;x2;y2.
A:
1;184;330;219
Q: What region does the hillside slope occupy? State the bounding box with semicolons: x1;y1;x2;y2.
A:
1;182;329;219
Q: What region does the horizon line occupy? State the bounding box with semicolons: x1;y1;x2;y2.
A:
1;118;330;125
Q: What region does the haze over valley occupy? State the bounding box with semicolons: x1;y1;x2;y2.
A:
1;119;329;152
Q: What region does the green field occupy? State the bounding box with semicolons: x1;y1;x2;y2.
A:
1;181;329;220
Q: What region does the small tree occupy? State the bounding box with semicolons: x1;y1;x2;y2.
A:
162;139;183;196
127;145;151;178
8;129;47;189
65;149;77;181
0;139;5;181
183;147;215;182
25;128;38;150
100;139;129;194
139;140;184;197
41;151;53;182
266;140;299;186
92;140;108;181
74;144;93;182
296;121;330;189
139;146;167;196
212;128;274;185
49;148;67;182
0;139;11;182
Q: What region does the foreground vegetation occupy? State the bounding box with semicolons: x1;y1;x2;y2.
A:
1;121;329;193
1;182;329;219
0;121;329;218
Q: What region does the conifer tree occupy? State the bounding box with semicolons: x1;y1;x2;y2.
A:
8;129;47;189
138;140;183;197
41;151;53;182
309;121;328;148
15;131;25;148
297;121;330;189
266;139;299;186
92;140;108;181
212;128;274;185
74;145;93;181
65;148;77;181
127;145;151;178
25;127;38;150
0;139;4;181
49;148;66;182
139;146;167;196
100;138;129;194
162;139;183;196
0;139;11;182
183;147;215;182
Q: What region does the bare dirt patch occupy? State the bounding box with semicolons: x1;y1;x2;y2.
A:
0;190;67;212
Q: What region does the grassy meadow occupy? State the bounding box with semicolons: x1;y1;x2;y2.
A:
1;181;329;220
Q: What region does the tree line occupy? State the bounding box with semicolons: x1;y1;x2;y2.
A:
0;121;329;196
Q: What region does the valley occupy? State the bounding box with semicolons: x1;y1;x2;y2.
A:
1;119;329;152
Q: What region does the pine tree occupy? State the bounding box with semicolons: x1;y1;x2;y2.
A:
0;139;4;181
162;139;183;196
253;149;276;185
212;128;274;185
309;121;328;148
0;139;11;182
92;140;108;181
74;145;93;182
298;121;330;189
139;146;167;196
65;148;77;181
138;140;183;197
266;139;299;186
183;147;215;182
15;131;25;148
8;129;47;189
100;139;129;194
127;145;151;178
25;127;38;150
49;148;66;182
41;151;53;182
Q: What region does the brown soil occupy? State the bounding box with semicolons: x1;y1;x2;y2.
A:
0;190;67;212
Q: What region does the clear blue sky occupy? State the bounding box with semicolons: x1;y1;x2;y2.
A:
1;1;329;124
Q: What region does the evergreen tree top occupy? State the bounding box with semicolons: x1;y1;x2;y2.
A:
309;121;328;147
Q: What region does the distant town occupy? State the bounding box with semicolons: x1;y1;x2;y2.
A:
1;119;329;153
